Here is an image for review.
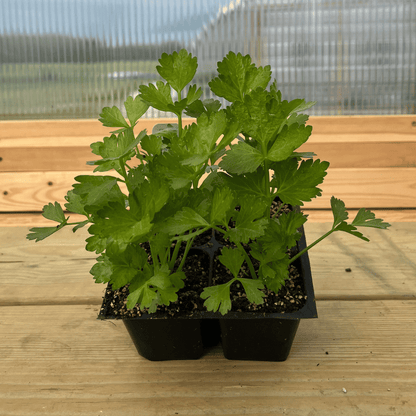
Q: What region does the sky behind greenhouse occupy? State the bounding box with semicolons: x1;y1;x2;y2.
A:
0;0;234;44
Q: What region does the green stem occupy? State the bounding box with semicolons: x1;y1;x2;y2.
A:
66;221;90;226
260;140;274;217
149;243;160;272
289;228;335;264
235;242;258;280
177;90;182;138
169;240;182;270
177;235;196;273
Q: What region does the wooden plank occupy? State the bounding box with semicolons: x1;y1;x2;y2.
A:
0;171;128;212
305;167;416;209
1;115;414;139
305;114;416;135
304;221;416;299
0;301;415;415
0;146;96;172
0;117;195;139
1;168;414;212
1;223;415;305
1;115;414;171
2;140;415;172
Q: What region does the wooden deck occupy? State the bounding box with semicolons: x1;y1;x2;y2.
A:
1;115;416;415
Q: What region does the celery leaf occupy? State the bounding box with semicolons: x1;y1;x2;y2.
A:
99;106;129;129
271;158;330;206
124;95;149;126
219;247;245;278
157;49;198;93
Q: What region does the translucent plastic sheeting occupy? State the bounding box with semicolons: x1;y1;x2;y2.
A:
0;0;415;119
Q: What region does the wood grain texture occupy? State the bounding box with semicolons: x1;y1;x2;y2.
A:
1;223;415;306
2;140;415;172
1;115;414;139
1;168;414;212
1;116;415;171
2;209;416;227
0;117;196;139
0;301;415;415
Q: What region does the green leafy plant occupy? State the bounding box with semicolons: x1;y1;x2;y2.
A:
27;50;391;315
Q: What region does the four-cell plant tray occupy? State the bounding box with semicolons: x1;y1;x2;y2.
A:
98;226;317;361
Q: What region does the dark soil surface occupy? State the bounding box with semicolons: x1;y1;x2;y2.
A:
99;201;308;319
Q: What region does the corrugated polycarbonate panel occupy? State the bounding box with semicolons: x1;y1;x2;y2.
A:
0;0;415;119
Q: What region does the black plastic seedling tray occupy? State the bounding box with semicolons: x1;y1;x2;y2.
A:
98;225;317;361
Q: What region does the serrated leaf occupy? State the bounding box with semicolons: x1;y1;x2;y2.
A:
64;190;88;216
285;113;310;128
124;95;149;126
333;221;369;242
127;166;146;190
85;234;107;254
203;98;222;114
139;81;173;112
89;255;113;284
26;226;62;242
225;199;269;244
184;98;222;118
289;100;317;114
141;134;163;156
219;247;245;278
260;258;290;292
170;271;186;290
42;202;66;223
330;196;349;228
201;282;233;315
184;99;206;118
271;158;330;206
231;89;286;147
147;266;172;290
237;278;265;305
89;129;145;173
351;208;391;229
72;175;125;213
182;111;228;163
185;84;203;105
209;51;271;102
267;124;313;162
156;49;198;93
89;202;153;245
219;141;264;174
154;151;196;189
221;170;266;199
167;99;188;115
165;207;209;235
99;106;129;129
152;123;178;139
129;178;169;220
273;211;308;248
149;232;171;263
210;186;235;225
